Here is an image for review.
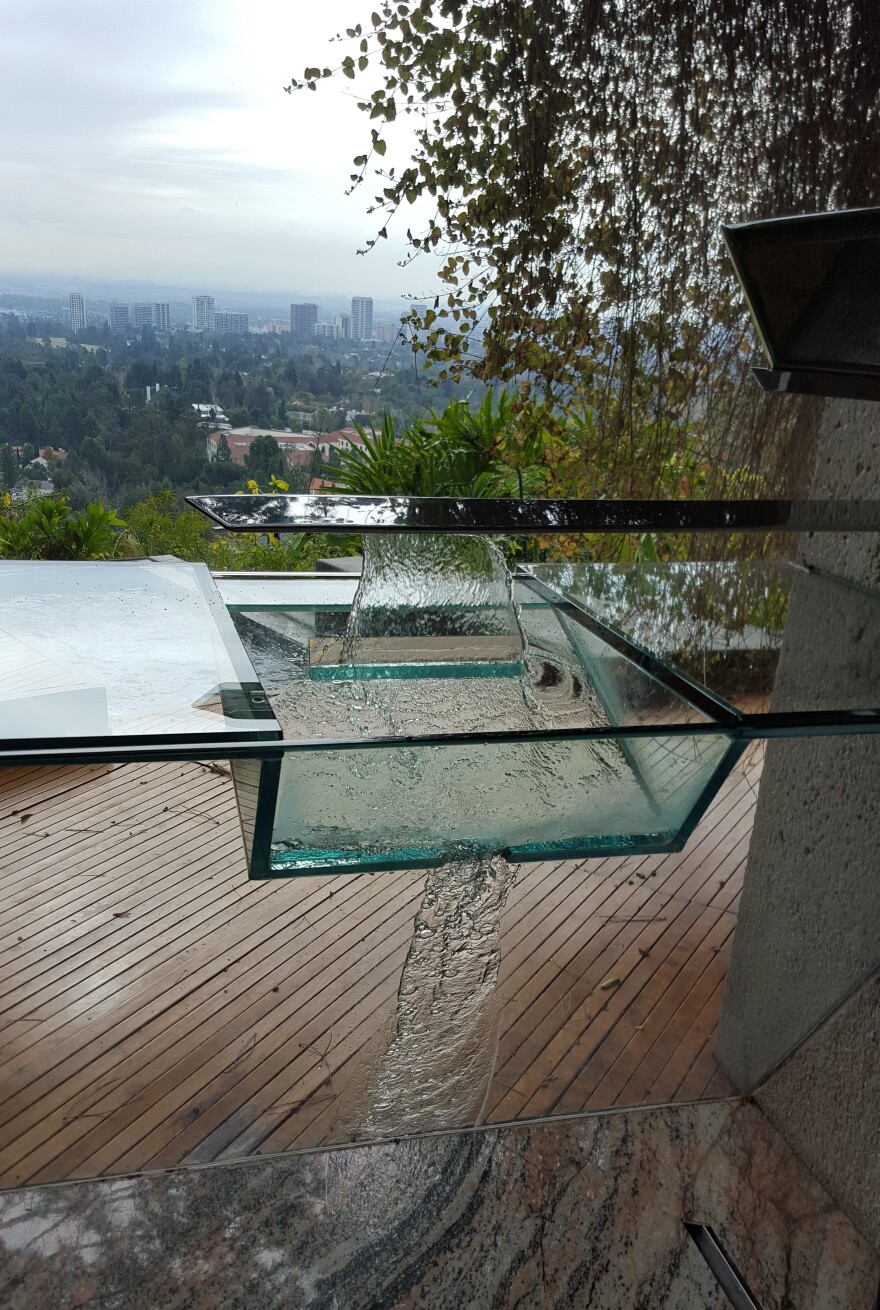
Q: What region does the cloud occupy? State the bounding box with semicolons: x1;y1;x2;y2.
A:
0;0;430;296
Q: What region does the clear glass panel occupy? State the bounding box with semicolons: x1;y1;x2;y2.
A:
226;546;735;874
0;560;279;742
268;732;735;873
525;560;880;718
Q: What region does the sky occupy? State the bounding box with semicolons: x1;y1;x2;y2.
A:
0;0;429;299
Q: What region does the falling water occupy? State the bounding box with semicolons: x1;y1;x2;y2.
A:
260;533;622;1137
363;852;516;1135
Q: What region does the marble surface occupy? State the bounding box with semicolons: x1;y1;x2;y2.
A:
0;1099;875;1310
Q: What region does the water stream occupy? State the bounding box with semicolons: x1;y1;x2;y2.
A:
259;533;621;1135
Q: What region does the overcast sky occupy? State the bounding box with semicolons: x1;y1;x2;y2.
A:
0;0;427;297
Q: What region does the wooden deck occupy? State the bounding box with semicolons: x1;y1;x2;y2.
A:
0;746;762;1188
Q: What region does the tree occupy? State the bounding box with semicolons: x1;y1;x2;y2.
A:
294;1;880;498
0;442;16;489
244;434;286;484
216;432;232;462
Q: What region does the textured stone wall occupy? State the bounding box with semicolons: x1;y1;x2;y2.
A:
717;396;880;1248
756;973;880;1250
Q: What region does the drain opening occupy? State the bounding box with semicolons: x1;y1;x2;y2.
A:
683;1222;764;1310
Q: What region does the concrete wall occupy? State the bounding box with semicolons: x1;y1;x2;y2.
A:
756;972;880;1250
717;398;880;1243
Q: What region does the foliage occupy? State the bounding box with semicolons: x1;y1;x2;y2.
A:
331;391;547;496
0;493;125;560
0;317;461;513
292;0;880;497
244;434;287;485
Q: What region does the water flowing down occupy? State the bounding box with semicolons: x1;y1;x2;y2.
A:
362;854;517;1137
248;532;629;1135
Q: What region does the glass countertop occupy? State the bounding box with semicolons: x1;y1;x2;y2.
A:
0;560;280;746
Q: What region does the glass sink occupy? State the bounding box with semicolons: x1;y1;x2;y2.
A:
214;555;880;877
219;555;739;877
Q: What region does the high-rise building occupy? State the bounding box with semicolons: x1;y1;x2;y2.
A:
290;303;318;337
334;312;352;340
192;295;214;331
109;304;130;333
68;292;85;333
374;321;398;344
130;304;154;332
351;296;374;340
211;311;249;335
153;302;170;331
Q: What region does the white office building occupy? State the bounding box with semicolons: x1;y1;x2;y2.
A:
192;295;214;331
153;302;171;330
211;311;249;335
68;293;85;333
351;296;373;340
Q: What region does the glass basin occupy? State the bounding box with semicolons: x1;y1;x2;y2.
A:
214;555;880;877
220;556;743;877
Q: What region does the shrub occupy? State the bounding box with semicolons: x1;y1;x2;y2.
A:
0;493;125;560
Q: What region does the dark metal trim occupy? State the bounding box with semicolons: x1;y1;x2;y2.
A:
0;726;283;756
187;493;880;536
752;366;880;402
723;205;880;373
248;755;282;878
684;1222;764;1310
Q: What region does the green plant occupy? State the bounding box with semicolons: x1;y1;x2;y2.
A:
331;393;548;498
0;493;125;560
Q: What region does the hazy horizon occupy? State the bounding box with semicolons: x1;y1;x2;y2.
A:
0;269;419;323
1;0;433;299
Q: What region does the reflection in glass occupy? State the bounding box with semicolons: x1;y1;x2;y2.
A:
0;560;279;743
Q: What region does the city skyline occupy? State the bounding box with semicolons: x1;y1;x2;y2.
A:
55;287;401;341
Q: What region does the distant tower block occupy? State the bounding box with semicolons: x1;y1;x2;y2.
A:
153;302;170;330
211;311;249;335
351;296;374;340
130;304;154;332
109;304;129;334
290;303;318;337
68;292;85;333
192;294;214;331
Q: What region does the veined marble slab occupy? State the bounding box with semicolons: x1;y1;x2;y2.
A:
0;1099;875;1309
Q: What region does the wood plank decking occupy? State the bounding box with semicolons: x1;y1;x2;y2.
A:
0;746;763;1188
